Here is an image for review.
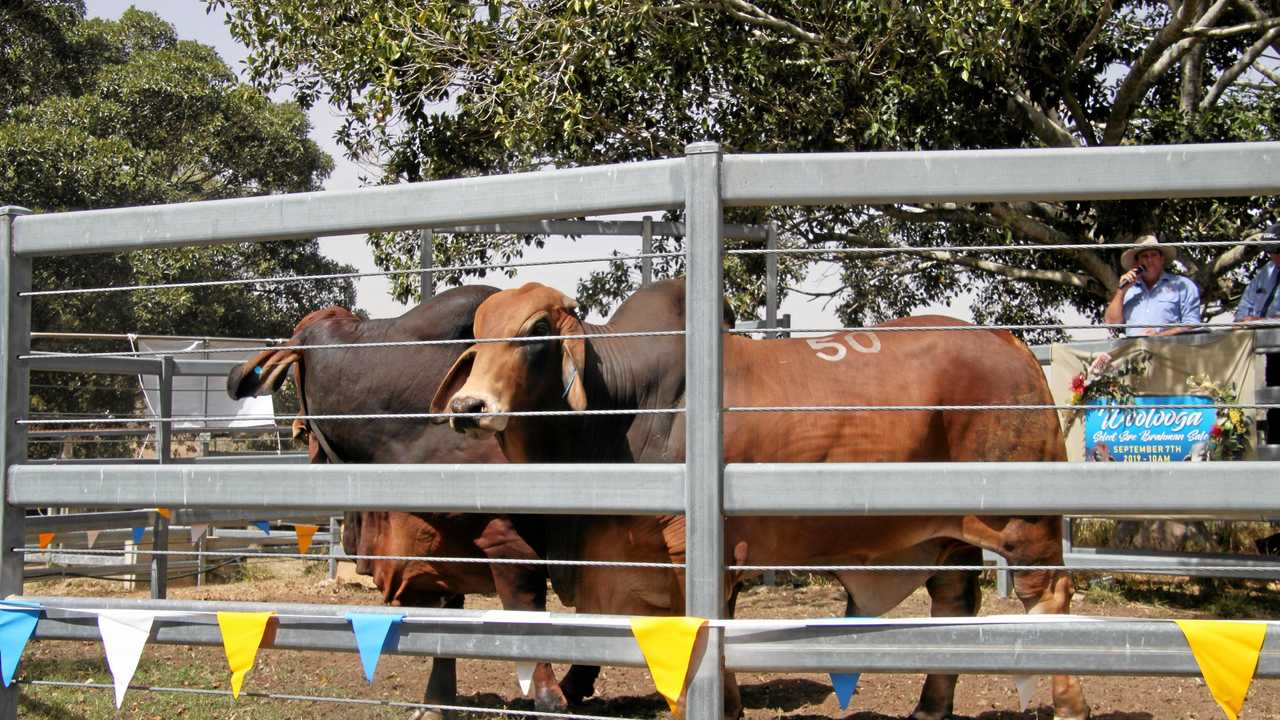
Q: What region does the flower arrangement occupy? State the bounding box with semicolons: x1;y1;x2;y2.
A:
1062;350;1152;434
1186;374;1252;461
1068;350;1152;407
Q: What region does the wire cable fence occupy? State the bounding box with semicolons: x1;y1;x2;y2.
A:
725;237;1279;256
21;237;1275;299
16;547;1280;577
15;546;686;570
22;329;687;360
21;250;687;298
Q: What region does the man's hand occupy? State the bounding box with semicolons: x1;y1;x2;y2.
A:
1118;267;1141;289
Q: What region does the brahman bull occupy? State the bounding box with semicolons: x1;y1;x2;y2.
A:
429;279;1088;720
226;286;597;715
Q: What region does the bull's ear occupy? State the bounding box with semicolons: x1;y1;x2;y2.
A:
429;348;477;422
555;311;588;411
227;348;300;399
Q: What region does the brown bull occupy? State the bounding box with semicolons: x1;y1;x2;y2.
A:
226;288;598;715
430;279;1088;720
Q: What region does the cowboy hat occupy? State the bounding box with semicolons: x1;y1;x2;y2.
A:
1120;234;1175;270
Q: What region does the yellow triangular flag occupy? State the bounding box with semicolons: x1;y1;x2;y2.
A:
295;524;318;555
37;532;54;549
155;508;172;520
1175;619;1267;720
630;616;706;715
217;611;274;698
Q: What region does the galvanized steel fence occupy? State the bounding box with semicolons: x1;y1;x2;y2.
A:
4;141;1280;719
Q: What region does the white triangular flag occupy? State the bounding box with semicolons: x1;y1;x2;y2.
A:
189;523;209;544
96;610;157;708
515;661;536;697
1012;675;1035;711
85;529;100;549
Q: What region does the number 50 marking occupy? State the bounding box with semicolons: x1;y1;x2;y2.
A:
807;333;882;362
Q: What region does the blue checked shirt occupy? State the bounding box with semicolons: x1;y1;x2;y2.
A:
1120;273;1201;336
1233;262;1280;321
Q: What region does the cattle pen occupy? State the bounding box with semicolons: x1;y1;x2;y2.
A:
3;141;1280;719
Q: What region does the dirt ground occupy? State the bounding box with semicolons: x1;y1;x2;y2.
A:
18;561;1280;719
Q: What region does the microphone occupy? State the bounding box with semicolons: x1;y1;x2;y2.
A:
1120;264;1146;289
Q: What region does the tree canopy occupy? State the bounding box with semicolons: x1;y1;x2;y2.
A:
216;0;1280;339
1;1;357;442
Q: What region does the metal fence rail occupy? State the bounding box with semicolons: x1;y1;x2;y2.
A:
23;596;1280;677
5;141;1280;719
10;461;1280;517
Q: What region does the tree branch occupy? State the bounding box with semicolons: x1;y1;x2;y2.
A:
1253;60;1280;85
924;250;1094;288
1103;0;1231;144
988;203;1117;294
880;204;1000;228
1211;232;1266;276
1200;25;1280;109
1005;86;1078;147
1060;81;1099;147
710;0;830;47
1234;0;1280;68
1185;15;1280;37
1073;0;1115;68
880;203;1110;296
1180;40;1205;112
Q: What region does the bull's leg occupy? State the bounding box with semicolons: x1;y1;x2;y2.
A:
474;517;579;712
723;582;744;720
558;664;601;705
723;673;743;720
963;516;1089;720
1013;566;1087;720
408;594;462;720
910;547;982;720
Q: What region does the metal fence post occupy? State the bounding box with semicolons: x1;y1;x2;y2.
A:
195;528;206;587
157;355;173;463
683;143;724;720
765;223;779;338
641;216;654;286
0;207;32;720
420;229;435;300
151;356;173;598
328;515;340;580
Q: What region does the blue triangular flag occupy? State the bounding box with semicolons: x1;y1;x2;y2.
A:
131;527;145;545
345;612;403;682
253;521;271;535
829;672;861;709
0;607;41;686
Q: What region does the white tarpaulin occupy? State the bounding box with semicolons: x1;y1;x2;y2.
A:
133;337;275;429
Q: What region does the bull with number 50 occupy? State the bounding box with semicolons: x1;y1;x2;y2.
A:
430;278;1088;720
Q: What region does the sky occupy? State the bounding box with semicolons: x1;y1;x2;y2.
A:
81;1;1103;339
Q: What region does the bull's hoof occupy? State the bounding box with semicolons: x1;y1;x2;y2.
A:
533;687;570;714
560;685;591;706
1052;699;1090;719
408;709;446;720
908;706;952;720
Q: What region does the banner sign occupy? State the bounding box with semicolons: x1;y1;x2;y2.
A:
1083;395;1214;462
1051;331;1255;462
